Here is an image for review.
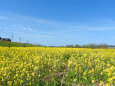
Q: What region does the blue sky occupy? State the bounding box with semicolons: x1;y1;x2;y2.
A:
0;0;115;46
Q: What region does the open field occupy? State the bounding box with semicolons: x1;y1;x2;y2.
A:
0;47;115;86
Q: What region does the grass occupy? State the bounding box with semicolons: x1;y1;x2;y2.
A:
0;40;41;47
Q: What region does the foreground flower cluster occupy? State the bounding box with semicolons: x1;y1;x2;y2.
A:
0;47;115;86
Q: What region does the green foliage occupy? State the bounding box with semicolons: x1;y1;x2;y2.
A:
65;43;109;49
82;43;109;48
75;44;81;48
66;45;74;48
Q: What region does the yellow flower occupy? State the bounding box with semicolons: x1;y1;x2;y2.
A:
107;72;111;77
110;66;114;71
7;81;12;86
105;83;111;86
32;72;35;76
112;76;115;79
73;78;77;82
83;72;86;75
92;80;95;83
107;78;113;84
107;64;110;67
100;81;104;86
0;47;115;85
68;60;73;67
34;66;38;71
20;80;24;84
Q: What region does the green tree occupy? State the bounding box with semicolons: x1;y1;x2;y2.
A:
66;45;74;48
75;44;81;48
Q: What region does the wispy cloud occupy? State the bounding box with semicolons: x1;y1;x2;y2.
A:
21;26;33;31
16;24;52;35
62;26;115;32
4;14;115;32
35;18;115;32
36;19;65;28
0;16;9;20
1;13;115;45
1;14;115;33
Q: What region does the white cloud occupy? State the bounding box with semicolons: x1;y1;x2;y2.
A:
21;26;33;31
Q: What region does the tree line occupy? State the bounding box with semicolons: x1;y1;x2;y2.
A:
65;43;109;48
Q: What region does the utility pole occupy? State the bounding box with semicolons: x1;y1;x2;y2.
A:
11;34;13;42
27;40;29;44
19;37;22;43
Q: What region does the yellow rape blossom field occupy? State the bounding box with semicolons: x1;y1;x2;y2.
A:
0;47;115;86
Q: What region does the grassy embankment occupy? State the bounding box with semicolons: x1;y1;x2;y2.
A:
0;40;40;47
